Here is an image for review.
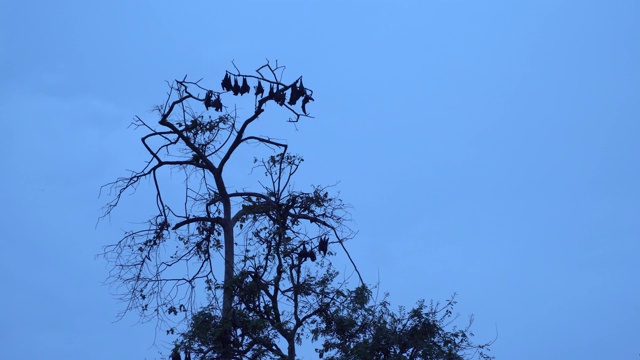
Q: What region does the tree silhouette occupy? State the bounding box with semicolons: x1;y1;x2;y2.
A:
101;61;494;359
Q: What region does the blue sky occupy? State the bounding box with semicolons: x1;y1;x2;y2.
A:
1;1;638;358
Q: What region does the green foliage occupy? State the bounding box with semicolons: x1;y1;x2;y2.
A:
313;287;494;360
178;284;494;359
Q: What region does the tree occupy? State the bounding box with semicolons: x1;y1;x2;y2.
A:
101;61;494;359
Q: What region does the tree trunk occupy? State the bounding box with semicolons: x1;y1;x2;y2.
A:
287;339;296;360
220;219;235;359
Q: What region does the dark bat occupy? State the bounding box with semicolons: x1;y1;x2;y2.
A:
309;250;316;262
274;89;286;106
255;80;264;97
232;77;240;95
298;244;308;263
318;236;328;256
221;73;233;92
240;77;250;95
268;84;275;98
204;90;213;110
288;79;302;106
211;95;223;112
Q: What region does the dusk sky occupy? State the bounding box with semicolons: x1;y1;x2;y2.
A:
1;1;639;359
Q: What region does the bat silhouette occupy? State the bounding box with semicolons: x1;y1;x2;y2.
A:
211;95;223;112
274;89;286;106
255;80;264;97
318;236;328;256
298;244;308;263
240;77;250;95
232;77;241;95
221;73;233;92
204;90;213;110
287;79;303;106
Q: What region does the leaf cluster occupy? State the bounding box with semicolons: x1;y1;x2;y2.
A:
314;288;494;360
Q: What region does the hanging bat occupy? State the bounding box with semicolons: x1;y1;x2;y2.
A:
204;90;213;110
255;80;264;97
232;77;241;95
240;77;250;95
298;244;308;263
318;236;328;256
288;80;302;106
211;95;223;112
274;89;286;106
221;73;233;92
